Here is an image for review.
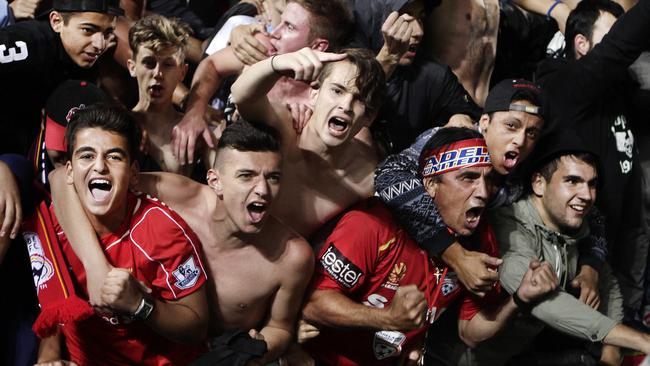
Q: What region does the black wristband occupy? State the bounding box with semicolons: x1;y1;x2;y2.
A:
512;290;534;314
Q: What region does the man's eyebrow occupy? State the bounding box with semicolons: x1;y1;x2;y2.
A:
563;174;585;182
104;148;128;158
74;146;96;155
331;82;361;98
457;170;481;179
77;22;101;31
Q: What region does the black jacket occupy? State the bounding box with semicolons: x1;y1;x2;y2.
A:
348;0;479;153
0;20;95;155
536;0;650;247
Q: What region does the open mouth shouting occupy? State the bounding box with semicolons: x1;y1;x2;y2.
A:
465;205;485;230
148;84;163;98
328;116;350;137
247;201;268;224
89;178;113;203
503;150;519;171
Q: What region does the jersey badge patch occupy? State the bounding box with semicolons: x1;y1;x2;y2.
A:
173;255;201;290
373;330;406;360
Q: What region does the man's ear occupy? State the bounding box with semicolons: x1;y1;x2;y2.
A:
50;11;64;33
206;169;223;196
574;34;591;58
181;63;189;80
309;85;319;104
129;160;139;188
127;59;136;77
531;172;546;197
423;176;439;201
478;114;490;134
65;160;74;184
310;38;329;52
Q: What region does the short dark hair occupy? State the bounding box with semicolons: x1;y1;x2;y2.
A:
418;127;484;176
289;0;353;51
565;0;624;60
536;152;599;182
65;104;142;161
59;12;80;25
217;120;281;153
317;48;387;115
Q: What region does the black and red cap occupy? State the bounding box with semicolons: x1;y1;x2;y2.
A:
53;0;124;16
483;79;543;117
44;80;108;152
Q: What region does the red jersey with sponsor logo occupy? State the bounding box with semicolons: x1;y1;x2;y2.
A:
51;191;208;366
305;200;500;366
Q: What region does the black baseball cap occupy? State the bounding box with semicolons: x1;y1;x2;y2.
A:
528;127;601;181
483;79;543;117
53;0;124;16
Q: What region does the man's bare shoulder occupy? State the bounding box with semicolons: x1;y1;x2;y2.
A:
260;216;314;274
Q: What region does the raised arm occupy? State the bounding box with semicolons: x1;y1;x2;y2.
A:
49;168;111;306
513;0;573;33
231;47;346;127
173;46;245;165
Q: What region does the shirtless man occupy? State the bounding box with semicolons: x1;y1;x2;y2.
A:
127;14;214;177
51;120;313;364
172;0;353;165
231;47;387;238
427;0;500;105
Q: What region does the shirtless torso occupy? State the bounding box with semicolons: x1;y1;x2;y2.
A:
273;121;377;238
427;0;500;105
132;111;197;176
138;173;311;336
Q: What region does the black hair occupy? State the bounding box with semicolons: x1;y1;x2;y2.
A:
217;119;281;153
565;0;624;60
418;127;484;175
536;152;599;182
65;104;142;161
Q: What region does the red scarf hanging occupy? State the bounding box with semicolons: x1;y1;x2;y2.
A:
23;201;93;338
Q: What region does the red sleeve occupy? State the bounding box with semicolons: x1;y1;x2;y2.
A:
311;208;381;294
130;205;208;300
459;222;502;320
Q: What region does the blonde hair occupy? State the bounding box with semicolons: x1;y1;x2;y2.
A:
128;14;191;61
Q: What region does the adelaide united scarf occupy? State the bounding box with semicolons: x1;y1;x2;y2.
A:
23;201;93;338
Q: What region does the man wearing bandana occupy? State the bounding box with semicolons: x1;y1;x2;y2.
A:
301;127;558;366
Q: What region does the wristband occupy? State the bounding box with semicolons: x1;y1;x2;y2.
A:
547;0;562;17
512;290;534;314
270;55;281;76
131;295;155;321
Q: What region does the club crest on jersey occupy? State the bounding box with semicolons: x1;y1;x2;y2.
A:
173;256;200;290
24;231;54;293
441;272;459;296
383;262;407;290
373;331;406;360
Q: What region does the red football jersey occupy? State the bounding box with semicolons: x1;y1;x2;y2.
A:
52;192;208;366
305;200;500;366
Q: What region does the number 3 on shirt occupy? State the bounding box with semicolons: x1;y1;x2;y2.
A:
0;41;28;63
